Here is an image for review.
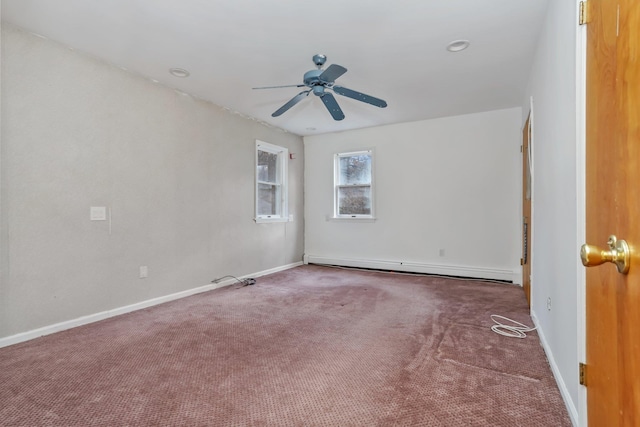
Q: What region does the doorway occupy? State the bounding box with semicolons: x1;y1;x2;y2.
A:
522;114;532;306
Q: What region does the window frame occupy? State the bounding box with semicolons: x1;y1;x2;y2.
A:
255;140;289;223
333;149;375;219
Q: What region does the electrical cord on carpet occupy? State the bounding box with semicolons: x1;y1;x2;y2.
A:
490;315;536;338
211;275;256;289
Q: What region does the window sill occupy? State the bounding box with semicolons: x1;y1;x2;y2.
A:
255;217;291;224
327;216;377;223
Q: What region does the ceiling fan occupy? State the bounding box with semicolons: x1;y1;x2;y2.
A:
253;54;387;121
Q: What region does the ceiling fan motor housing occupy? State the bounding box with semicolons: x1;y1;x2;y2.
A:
303;69;324;87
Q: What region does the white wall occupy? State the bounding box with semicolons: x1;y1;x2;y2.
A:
304;108;522;282
522;0;581;424
0;26;304;340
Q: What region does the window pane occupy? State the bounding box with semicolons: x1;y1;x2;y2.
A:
339;154;371;185
258;183;281;216
258;150;279;183
338;186;371;215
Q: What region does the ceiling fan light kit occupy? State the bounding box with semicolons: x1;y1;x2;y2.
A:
253;54;387;121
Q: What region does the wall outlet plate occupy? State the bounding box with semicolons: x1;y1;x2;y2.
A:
90;206;107;221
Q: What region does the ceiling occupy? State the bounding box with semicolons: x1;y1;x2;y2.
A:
2;0;549;136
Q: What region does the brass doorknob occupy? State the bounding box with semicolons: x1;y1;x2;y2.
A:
580;235;630;274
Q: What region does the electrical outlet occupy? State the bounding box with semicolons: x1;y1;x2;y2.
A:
90;206;107;221
438;248;445;257
139;266;148;279
547;297;552;311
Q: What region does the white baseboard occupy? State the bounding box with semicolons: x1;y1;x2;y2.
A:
512;265;523;285
304;255;516;282
0;261;303;349
531;310;579;426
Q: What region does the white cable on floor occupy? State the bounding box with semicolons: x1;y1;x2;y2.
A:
490;315;536;338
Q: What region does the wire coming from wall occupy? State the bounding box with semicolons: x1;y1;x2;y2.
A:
211;275;256;289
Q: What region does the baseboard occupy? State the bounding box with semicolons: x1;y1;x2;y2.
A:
304;255;516;282
531;310;579;426
512;265;523;285
0;261;303;349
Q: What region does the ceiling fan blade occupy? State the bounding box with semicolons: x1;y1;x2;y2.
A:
253;84;306;90
332;86;388;108
318;64;348;84
320;92;345;121
271;90;310;117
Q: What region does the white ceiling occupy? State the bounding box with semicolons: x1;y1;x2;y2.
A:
2;0;549;136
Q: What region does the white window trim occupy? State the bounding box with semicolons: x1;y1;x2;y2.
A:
333;149;375;220
255;140;289;223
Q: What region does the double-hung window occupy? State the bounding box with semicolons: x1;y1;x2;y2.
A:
334;150;374;218
256;140;288;222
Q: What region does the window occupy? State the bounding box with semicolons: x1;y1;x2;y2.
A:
256;140;288;222
334;150;374;218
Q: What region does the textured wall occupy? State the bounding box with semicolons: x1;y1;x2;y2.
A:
304;108;522;281
0;26;304;338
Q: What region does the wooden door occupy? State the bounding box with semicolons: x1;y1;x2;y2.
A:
522;115;532;306
585;0;640;424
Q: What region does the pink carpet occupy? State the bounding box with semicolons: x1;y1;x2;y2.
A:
0;265;571;426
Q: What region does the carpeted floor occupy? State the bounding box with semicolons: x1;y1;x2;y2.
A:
0;265;571;426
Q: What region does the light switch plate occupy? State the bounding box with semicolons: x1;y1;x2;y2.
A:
90;207;107;221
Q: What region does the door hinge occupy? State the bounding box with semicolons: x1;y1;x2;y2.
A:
520;258;524;266
579;1;590;25
579;362;587;385
520;145;523;153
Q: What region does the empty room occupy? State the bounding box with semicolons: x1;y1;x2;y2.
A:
1;0;638;426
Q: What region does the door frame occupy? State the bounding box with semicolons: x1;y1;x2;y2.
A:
575;1;587;424
522;101;534;304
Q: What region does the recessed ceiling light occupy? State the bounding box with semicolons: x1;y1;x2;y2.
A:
169;68;190;78
446;40;470;52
